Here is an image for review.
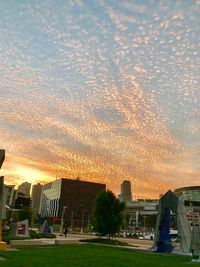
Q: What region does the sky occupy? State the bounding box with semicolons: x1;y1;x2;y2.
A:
0;0;199;199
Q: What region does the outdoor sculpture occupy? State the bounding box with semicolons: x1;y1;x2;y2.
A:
41;220;51;234
156;207;173;253
190;222;200;262
154;190;191;254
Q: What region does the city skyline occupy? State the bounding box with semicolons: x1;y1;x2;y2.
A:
0;1;199;198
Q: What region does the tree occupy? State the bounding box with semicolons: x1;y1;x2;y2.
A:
18;207;32;226
92;190;125;238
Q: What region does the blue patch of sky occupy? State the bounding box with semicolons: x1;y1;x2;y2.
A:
93;107;125;125
5;124;43;139
53;131;92;155
114;128;136;137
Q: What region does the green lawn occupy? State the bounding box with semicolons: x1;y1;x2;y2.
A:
0;244;195;267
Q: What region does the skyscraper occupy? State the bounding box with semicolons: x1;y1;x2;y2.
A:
32;183;43;213
0;149;5;168
18;182;31;197
3;185;15;206
120;180;132;202
1;185;15;219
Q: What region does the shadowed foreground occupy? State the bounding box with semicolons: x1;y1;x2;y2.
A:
0;244;195;267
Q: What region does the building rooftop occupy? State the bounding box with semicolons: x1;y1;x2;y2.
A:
174;186;200;192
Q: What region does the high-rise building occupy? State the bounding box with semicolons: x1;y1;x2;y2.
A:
0;149;5;168
120;180;132;202
1;185;15;219
12;189;18;203
32;183;43;213
40;178;106;227
18;182;31;197
3;185;15;206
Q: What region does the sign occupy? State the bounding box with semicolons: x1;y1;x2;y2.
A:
16;219;29;237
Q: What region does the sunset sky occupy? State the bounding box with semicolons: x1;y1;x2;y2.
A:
0;0;199;199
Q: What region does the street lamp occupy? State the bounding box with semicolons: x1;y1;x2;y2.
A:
87;213;91;232
70;210;73;232
144;215;146;233
81;209;87;234
60;206;66;235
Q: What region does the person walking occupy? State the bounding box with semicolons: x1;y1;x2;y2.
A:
64;225;68;237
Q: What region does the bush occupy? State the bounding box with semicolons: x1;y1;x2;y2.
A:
29;230;42;239
29;230;56;239
79;238;129;246
41;233;56;238
2;229;56;244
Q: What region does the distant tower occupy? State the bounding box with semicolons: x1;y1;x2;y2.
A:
18;182;31;197
32;183;43;213
121;180;132;202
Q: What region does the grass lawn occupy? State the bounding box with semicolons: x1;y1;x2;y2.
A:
0;244;195;267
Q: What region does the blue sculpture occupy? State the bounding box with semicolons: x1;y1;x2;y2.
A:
156;207;173;253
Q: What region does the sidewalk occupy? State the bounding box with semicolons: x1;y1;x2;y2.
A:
9;234;188;255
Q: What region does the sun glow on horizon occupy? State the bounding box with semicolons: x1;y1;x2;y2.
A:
2;164;52;187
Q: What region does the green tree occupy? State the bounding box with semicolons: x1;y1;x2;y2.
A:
18;207;32;226
11;211;18;223
92;190;125;238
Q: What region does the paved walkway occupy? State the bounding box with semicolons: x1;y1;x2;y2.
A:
9;233;153;250
56;233;153;250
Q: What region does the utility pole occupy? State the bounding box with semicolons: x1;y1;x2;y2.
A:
81;210;85;234
70;210;73;232
60;206;66;235
144;215;146;233
87;213;90;232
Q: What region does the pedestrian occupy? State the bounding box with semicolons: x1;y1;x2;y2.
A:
64;225;68;237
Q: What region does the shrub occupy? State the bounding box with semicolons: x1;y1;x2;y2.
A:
2;229;56;244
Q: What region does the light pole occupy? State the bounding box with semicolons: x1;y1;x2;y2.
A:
81;209;87;234
70;210;73;232
60;206;66;235
81;210;84;234
144;215;146;233
87;213;90;232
